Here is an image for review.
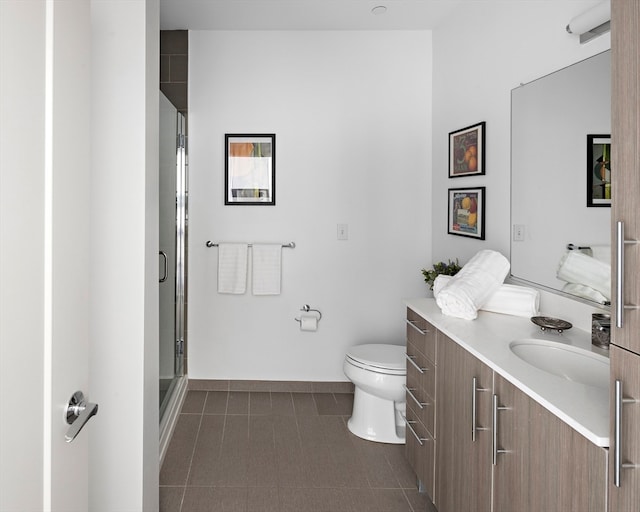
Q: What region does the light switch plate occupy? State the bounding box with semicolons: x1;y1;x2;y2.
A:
337;224;348;240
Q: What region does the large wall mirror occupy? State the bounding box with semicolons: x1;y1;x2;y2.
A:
511;50;611;305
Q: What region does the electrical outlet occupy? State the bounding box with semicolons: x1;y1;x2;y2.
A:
337;224;348;240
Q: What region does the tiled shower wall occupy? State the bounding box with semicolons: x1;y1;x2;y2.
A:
160;30;188;117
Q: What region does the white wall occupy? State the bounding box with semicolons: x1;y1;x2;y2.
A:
431;1;610;266
188;31;432;381
90;1;159;510
431;1;611;327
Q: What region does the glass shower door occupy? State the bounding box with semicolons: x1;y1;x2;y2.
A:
159;91;186;421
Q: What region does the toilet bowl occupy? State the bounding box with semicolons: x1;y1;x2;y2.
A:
343;343;406;444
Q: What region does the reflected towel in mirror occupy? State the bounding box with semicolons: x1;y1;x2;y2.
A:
556;250;610;300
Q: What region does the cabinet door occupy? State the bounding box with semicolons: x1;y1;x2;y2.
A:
611;0;640;353
492;373;530;511
493;374;607;512
609;345;640;510
435;334;492;512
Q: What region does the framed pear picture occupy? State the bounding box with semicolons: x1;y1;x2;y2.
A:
587;134;611;207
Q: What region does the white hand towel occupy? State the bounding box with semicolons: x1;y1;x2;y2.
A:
217;243;248;294
556;250;610;300
434;274;540;318
252;244;282;295
435;250;510;320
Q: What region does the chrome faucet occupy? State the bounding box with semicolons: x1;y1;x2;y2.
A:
591;313;611;349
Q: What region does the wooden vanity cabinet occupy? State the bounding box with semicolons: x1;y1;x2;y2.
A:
405;310;608;512
404;308;437;500
435;334;492;512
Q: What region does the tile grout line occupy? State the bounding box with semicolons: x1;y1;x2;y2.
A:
178;394;206;512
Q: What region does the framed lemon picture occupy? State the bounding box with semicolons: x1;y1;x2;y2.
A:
449;122;485;178
448;187;485;239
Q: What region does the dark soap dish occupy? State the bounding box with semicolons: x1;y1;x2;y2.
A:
531;316;573;333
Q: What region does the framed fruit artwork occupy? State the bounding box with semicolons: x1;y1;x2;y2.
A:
586;134;611;207
448;187;485;239
448;122;485;178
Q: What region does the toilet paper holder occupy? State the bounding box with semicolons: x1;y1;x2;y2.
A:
295;304;322;324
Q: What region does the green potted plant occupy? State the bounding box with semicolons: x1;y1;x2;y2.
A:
421;259;462;290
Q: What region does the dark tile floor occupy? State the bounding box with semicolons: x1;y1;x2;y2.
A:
160;390;433;512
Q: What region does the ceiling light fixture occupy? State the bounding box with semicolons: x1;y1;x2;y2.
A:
566;1;610;44
371;5;387;15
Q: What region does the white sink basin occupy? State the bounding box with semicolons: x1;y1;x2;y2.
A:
509;339;609;389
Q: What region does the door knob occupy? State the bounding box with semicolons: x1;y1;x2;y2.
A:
65;391;98;443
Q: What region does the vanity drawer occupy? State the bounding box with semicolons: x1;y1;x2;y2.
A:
405;402;435;500
406;344;436;435
406;308;436;364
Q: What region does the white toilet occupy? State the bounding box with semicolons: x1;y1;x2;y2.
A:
343;343;406;444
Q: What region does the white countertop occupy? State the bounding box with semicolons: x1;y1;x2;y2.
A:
404;298;610;448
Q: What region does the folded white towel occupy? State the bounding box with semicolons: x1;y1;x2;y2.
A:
434;274;540;318
556;250;610;300
590;245;611;265
562;282;609;304
435;250;510;320
252;244;282;295
217;243;248;294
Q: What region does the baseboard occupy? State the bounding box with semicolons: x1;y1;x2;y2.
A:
159;375;188;468
187;379;354;394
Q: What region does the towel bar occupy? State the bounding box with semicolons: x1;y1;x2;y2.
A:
206;241;295;249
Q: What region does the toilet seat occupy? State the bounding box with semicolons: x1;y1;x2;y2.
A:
345;344;406;376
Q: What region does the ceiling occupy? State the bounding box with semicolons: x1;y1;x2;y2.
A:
159;0;468;31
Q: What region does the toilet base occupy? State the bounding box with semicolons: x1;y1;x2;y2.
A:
347;387;406;444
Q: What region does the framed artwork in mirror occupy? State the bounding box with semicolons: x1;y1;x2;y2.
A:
587;134;611;207
448;122;485;178
448;187;485;239
225;134;275;205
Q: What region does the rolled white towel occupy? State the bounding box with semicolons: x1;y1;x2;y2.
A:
556;250;610;300
435;250;510;320
434;274;540;318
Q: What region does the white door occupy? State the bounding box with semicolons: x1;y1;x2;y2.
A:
1;1;93;510
2;2;159;510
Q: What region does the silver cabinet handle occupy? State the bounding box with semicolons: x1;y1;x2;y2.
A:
159;250;168;283
615;221;639;328
614;379;639;487
401;414;428;446
403;384;428;409
65;391;98;443
405;318;428;335
492;394;508;465
471;377;489;442
405;353;427;374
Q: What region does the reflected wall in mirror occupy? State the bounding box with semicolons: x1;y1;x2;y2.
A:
511;50;611;305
